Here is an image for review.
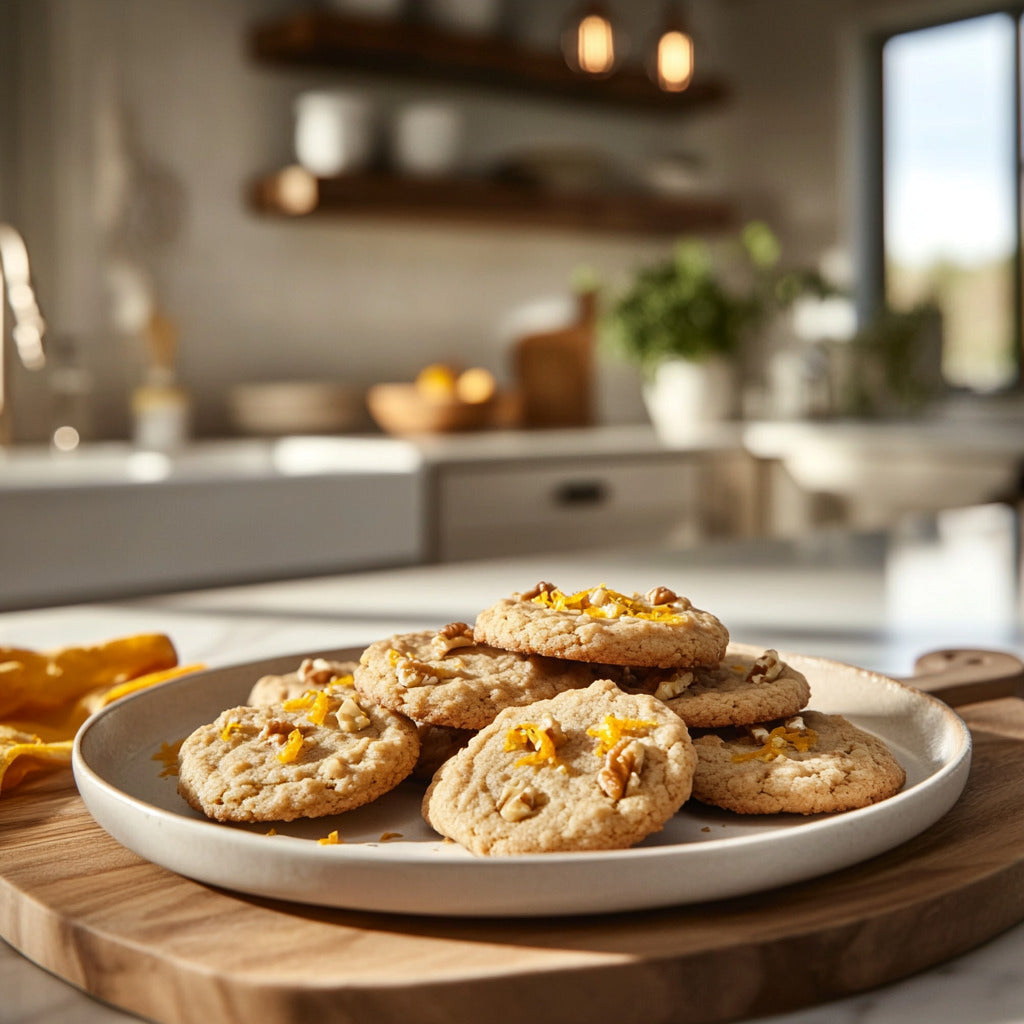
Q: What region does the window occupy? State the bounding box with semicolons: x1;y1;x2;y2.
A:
881;11;1020;392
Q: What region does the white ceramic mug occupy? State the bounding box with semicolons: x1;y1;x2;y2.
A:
294;90;376;176
391;102;463;176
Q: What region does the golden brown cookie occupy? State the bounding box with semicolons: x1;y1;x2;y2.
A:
422;678;697;854
246;657;357;706
246;656;471;782
620;648;811;728
690;710;906;815
473;583;728;669
177;690;419;823
353;623;593;731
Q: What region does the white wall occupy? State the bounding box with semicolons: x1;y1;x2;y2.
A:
2;0;979;442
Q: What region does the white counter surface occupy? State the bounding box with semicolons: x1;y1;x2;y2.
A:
3;503;1024;1023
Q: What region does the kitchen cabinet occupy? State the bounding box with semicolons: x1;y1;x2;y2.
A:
0;428;757;610
419;426;759;561
246;9;734;236
0;438;426;610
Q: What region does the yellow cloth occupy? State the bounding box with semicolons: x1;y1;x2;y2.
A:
0;633;202;793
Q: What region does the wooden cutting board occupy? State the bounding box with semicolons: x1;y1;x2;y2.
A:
2;697;1024;1024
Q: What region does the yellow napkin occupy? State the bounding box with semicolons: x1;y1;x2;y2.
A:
0;633;202;794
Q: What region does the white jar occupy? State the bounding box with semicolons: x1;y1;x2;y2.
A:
294;90;376;177
392;102;463;176
132;383;191;452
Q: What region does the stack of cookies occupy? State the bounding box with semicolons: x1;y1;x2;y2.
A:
176;582;906;855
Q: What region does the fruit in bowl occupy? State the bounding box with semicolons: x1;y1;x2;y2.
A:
367;363;509;435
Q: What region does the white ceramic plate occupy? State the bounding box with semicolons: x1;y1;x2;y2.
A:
72;645;971;918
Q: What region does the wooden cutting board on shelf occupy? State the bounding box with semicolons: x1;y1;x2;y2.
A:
512;289;596;428
2;695;1024;1024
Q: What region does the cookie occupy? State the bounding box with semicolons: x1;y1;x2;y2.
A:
690;710;906;815
353;622;594;731
177;690;419;823
422;678;697;854
473;583;729;669
246;656;469;781
247;657;357;706
628;648;811;728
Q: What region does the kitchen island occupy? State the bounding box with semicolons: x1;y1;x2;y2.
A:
2;502;1024;1024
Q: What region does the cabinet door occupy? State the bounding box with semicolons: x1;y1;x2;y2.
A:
432;458;703;561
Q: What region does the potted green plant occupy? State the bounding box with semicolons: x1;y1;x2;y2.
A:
603;222;819;436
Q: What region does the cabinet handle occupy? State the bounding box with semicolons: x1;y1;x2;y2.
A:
553;480;608;506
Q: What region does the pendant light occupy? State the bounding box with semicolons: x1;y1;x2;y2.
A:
562;3;618;78
650;1;695;93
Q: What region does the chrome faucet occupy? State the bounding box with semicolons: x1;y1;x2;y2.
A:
0;224;47;445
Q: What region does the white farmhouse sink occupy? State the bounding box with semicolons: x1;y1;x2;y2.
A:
744;418;1024;528
0;437;425;609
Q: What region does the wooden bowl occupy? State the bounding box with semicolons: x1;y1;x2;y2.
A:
366;383;496;435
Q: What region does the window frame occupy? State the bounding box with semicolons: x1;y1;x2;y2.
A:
864;5;1024;391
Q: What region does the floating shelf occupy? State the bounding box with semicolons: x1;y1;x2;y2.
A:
249;168;734;237
249;10;729;113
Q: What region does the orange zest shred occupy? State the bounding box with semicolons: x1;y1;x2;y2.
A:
306;690;330;726
530;584;685;624
379;831;403;842
587;715;657;756
277;728;304;764
219;720;241;742
505;722;561;768
732;725;819;763
282;691;317;712
318;830;340;845
328;674;355;690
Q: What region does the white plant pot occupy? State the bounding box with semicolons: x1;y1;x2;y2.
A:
642;357;736;441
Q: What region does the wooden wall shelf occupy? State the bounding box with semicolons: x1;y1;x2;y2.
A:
249;169;734;237
249;10;729;113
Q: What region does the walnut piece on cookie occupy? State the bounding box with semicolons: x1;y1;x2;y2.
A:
176;692;419;823
473;582;729;669
690;709;906;815
421;678;697;854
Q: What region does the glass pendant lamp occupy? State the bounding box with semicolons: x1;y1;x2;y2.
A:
562;3;618;77
650;1;695;92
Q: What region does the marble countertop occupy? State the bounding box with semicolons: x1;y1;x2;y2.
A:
4;503;1024;1023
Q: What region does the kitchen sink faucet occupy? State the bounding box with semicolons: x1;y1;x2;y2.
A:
0;223;46;445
